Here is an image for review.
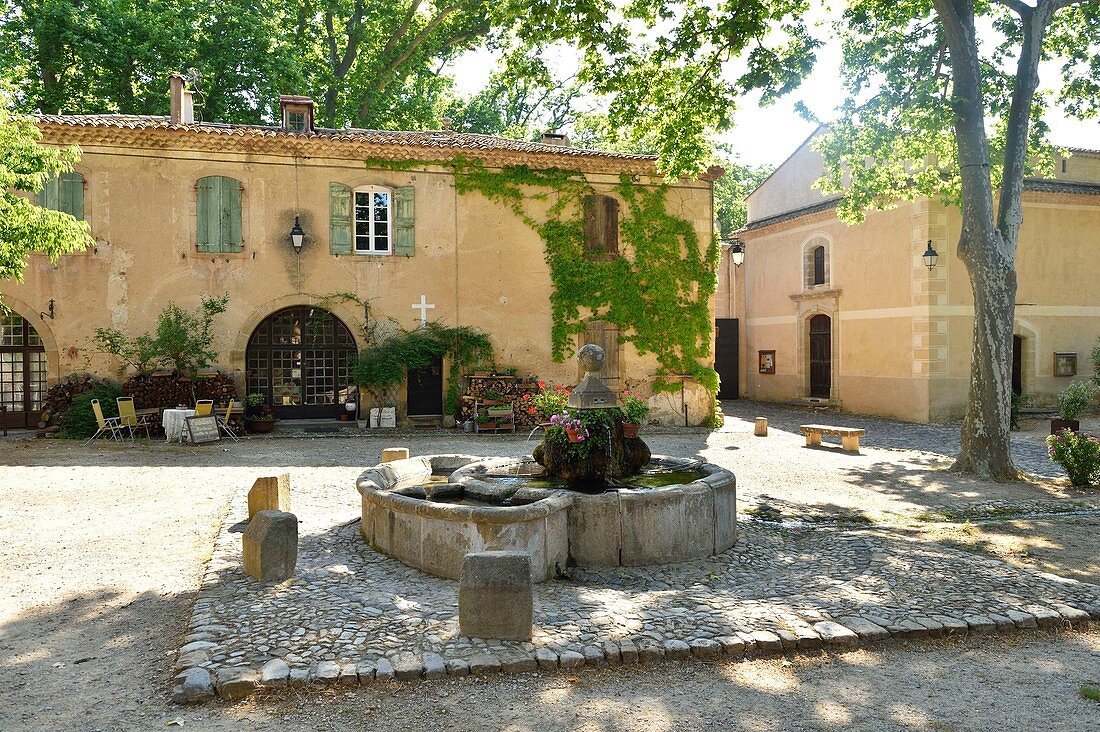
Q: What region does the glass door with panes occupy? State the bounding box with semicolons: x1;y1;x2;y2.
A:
1;315;48;428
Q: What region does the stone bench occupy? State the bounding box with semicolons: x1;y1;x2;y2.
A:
799;424;865;453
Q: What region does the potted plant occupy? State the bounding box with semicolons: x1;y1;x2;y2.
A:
1052;380;1096;435
244;393;277;434
550;412;588;443
477;413;497;431
341;399;357;421
620;390;649;439
244;392;265;419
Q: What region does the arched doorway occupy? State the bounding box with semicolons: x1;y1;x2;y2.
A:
808;314;832;399
1;314;48;428
245;307;357;419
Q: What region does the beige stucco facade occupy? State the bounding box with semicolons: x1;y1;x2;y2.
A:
718;133;1100;423
1;113;716;426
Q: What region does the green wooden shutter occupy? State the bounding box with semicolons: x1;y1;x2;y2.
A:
197;176;243;253
329;183;352;254
393;185;415;257
36;175;59;211
59;172;84;221
196;177;218;252
220;177;243;252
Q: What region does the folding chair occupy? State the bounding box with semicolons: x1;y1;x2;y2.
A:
116;397;153;440
217;401;240;442
85;399;126;445
194;400;214;417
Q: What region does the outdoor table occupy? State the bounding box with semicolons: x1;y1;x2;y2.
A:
162;408;196;443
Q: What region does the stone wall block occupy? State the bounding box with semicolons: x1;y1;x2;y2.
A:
242;510;297;582
247;473;291;520
459;551;533;641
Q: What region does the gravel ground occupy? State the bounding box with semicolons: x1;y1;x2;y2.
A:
1;401;1098;730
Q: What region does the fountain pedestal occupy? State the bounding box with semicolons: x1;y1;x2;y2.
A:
532;419;650;482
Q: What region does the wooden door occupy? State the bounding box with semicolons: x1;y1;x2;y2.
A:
714;318;739;399
809;314;831;399
407;355;444;416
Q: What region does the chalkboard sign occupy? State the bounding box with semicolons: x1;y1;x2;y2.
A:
185;415;222;444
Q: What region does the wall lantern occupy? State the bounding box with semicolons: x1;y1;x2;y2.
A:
40;299;55;320
290;216;305;254
923;239;939;271
730;239;745;268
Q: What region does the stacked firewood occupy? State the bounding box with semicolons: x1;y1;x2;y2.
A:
122;372;239;410
458;375;544;428
38;373;111;428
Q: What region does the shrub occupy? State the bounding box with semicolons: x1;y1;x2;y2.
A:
1057;380;1096;421
59;382;123;439
620;391;650;424
1046;430;1100;487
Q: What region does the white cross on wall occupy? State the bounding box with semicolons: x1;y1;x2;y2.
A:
412;294;436;325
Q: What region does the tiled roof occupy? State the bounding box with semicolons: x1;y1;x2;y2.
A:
33;114;660;173
1023;177;1100;195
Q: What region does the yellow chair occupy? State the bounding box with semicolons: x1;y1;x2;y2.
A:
194;400;214;417
85;399;126;445
116;397;153;440
217;401;240;442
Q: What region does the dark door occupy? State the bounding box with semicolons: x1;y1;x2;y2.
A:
1;315;47;429
1012;336;1023;396
246;307;357;419
715;318;739;399
809;314;832;399
407;355;443;415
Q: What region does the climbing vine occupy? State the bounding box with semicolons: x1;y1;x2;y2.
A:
365;156;720;396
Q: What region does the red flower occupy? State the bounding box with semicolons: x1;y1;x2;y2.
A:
538;380;547;388
527;407;538;415
522;393;531;399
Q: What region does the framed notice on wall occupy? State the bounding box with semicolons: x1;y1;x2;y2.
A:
185;415;222;444
1053;352;1078;377
758;350;776;374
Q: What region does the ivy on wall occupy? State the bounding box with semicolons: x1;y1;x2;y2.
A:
364;156;720;396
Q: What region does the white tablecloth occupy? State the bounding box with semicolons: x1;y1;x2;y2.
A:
162;408;196;442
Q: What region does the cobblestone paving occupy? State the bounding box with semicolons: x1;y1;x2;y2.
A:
722;400;1062;478
174;474;1100;702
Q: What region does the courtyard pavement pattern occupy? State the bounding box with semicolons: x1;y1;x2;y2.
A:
176;403;1100;701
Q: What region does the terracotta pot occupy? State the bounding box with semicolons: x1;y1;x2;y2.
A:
246;419;276;434
622;421;641;439
480;422;498;431
1050;418;1081;435
566;427;584;443
339;413;350;421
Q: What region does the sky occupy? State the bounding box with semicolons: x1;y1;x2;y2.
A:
451;12;1100;170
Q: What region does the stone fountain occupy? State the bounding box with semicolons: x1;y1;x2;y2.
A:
356;346;736;581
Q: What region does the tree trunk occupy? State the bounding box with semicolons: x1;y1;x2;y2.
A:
952;235;1018;479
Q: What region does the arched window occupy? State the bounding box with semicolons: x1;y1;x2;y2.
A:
812;245;826;285
803;237;830;288
196;176;243;252
36;171;85;220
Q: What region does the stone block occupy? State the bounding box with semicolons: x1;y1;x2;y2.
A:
536;648;559;670
445;658;470;676
423;652;447;679
690;638;722;659
215;667;260;701
315;660;340;685
469;653;501;675
242;510;298;582
374;658;395;680
248;473;291;520
619;639;639;665
459;551;533;641
381;447;410;463
500;651;537;673
812;621;858;647
636;640;665;664
260;659;289;688
837;617;890;642
339;663;359;687
567;492;621;566
392;652;424;680
751;630;784;654
171;667;214;704
754;417;768;436
716;636;745;657
663;639;691;660
559;650;585;669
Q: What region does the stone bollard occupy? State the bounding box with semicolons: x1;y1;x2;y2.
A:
459;551;533;641
754;417;768;437
243;510;298;582
381;447;410;463
248;473;291;520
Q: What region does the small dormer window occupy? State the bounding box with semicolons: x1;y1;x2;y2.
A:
287;111;307;132
279;95;314;132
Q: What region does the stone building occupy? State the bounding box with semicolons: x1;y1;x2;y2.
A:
0;77;718;429
714;128;1100;422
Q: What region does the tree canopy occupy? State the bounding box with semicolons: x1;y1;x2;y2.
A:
0;102;93;287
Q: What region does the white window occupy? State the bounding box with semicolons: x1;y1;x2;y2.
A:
354;187;391;254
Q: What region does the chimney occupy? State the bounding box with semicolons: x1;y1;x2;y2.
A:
280;96;315;133
540;132;570;147
169;74;195;124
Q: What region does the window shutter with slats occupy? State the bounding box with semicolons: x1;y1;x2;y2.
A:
393;185;415;256
59;172;84;221
329;183;352;254
196;176;243;253
36;175;59;211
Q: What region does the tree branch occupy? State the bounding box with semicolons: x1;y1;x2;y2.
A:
993;0;1033;17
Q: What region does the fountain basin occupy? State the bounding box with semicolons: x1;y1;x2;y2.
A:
356;454;736;581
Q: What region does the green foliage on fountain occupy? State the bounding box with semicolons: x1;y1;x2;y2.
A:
533;410;651;482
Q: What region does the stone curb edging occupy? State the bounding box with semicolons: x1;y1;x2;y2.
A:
171;603;1099;704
